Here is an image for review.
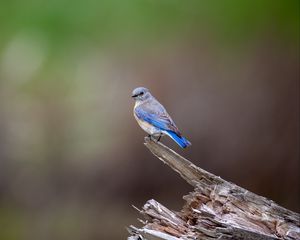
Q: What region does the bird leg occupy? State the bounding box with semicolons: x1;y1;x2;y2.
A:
157;133;162;142
147;134;162;142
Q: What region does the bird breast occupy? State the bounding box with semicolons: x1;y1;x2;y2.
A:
134;113;160;135
134;102;161;135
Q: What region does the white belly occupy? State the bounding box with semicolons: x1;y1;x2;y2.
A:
134;114;161;135
134;101;163;136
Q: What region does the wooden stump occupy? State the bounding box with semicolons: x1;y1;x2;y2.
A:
127;138;300;240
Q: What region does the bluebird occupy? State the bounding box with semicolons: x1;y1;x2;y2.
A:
132;87;191;148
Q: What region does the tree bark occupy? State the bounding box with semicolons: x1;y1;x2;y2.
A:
127;137;300;240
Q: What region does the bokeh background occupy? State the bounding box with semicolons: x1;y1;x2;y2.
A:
0;0;299;239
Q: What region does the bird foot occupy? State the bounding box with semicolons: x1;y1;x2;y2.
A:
146;134;162;143
157;134;162;142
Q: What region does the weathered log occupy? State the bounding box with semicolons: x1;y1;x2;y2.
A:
127;137;300;240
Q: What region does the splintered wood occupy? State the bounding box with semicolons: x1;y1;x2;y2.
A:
127;138;300;240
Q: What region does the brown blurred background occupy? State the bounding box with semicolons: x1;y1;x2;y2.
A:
0;0;299;239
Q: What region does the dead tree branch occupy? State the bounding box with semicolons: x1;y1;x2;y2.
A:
128;137;300;240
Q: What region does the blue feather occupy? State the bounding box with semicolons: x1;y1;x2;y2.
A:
135;106;191;148
135;108;169;130
165;131;191;148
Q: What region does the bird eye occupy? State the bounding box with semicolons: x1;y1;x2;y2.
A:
140;91;144;95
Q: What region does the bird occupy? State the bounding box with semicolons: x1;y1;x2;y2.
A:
132;87;191;148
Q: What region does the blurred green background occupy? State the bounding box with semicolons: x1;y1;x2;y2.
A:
0;0;299;239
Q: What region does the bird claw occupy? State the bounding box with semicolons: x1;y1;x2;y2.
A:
148;134;162;143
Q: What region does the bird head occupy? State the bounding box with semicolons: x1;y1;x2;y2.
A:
131;87;152;101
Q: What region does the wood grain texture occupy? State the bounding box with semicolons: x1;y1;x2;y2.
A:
128;137;300;240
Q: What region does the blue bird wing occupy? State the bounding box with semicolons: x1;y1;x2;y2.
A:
135;102;181;136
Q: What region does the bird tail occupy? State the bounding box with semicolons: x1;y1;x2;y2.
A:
165;130;191;148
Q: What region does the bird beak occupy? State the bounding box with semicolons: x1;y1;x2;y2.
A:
131;94;138;98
